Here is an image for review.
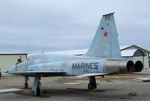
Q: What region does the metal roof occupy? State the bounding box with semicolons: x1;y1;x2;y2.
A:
120;45;150;57
121;49;137;57
120;45;150;53
120;45;132;50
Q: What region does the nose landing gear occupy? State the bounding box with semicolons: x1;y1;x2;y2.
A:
32;76;41;96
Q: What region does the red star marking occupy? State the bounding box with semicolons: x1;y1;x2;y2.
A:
103;31;108;37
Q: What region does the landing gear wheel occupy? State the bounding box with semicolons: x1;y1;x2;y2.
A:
24;83;28;89
88;76;97;90
32;76;41;96
88;82;97;89
35;86;41;96
24;76;29;89
88;83;92;89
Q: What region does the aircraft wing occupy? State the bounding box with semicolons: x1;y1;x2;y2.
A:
10;71;67;77
76;73;107;77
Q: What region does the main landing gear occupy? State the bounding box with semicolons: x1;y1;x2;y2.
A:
24;76;29;89
88;76;97;89
32;76;41;96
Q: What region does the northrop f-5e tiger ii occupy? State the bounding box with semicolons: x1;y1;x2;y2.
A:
8;13;143;96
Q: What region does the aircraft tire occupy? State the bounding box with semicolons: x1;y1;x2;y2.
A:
24;83;28;89
35;86;40;96
88;83;93;89
88;76;97;89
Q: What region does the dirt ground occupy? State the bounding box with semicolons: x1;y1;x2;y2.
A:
0;72;150;101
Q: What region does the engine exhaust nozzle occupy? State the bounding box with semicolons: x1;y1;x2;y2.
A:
104;59;135;73
134;61;143;72
127;60;134;72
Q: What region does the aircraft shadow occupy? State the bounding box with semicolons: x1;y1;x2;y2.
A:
15;87;129;100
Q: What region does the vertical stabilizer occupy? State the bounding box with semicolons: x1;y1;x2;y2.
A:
86;13;121;58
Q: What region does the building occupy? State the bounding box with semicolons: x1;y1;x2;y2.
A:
0;52;27;72
121;45;150;70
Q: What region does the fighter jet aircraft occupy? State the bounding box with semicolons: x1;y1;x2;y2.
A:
8;13;143;96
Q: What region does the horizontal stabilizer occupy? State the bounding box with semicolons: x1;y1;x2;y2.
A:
0;88;22;93
135;78;150;82
76;73;107;77
64;82;80;85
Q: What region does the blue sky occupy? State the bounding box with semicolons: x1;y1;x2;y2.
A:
0;0;150;53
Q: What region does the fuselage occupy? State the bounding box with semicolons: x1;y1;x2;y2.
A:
9;53;143;77
9;53;109;76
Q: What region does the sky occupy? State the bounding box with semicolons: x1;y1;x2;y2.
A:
0;0;150;53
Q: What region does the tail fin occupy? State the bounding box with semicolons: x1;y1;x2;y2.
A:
86;13;121;58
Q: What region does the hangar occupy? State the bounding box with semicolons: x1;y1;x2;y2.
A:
0;52;27;72
120;45;150;70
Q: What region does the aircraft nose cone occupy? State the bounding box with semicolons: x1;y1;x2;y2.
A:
8;66;16;74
